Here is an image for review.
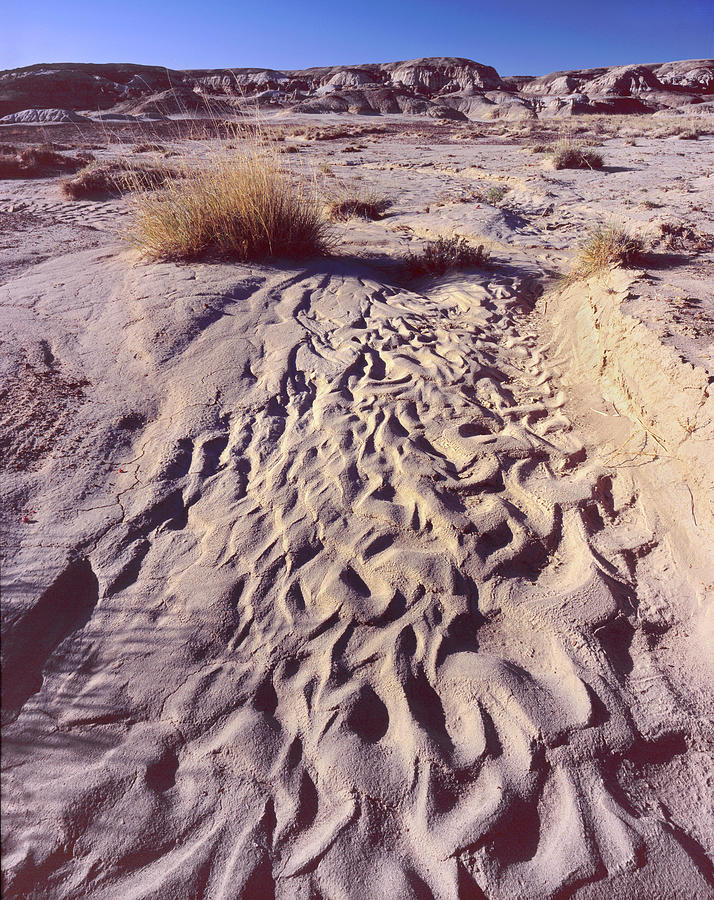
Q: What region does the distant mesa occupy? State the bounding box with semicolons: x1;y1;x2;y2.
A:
1;57;712;121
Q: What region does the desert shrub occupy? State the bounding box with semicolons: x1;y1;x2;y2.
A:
403;236;490;278
486;185;508;204
0;145;89;179
550;140;603;170
124;139;331;262
61;160;176;199
568;225;646;281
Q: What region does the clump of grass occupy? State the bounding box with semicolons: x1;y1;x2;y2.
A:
0;144;90;179
403;236;490;278
550;140;603;170
326;188;390;222
567;225;646;282
61;160;177;199
124;139;331;262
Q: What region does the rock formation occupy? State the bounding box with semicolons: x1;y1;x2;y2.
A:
1;56;712;121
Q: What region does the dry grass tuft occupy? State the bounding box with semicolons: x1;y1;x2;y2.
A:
124;137;331;262
567;225;646;281
550;140;604;170
403;236;490;278
61;160;177;199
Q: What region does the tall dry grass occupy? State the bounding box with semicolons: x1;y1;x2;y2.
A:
124;129;332;262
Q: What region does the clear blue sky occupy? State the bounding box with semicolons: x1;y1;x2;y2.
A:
3;0;712;75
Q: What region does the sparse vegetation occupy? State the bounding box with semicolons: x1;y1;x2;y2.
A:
289;124;393;142
403;236;490;278
550;140;604;170
124;138;331;262
568;225;646;281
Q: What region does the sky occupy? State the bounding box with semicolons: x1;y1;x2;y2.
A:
3;0;712;75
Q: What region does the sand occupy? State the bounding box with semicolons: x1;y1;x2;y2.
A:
1;118;713;899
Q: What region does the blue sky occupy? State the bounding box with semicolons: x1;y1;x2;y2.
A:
3;0;712;75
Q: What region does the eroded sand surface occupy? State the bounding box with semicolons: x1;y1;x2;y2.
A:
2;121;713;899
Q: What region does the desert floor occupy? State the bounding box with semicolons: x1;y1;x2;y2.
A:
1;116;713;899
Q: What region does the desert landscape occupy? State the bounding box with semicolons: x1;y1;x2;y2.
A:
1;56;713;899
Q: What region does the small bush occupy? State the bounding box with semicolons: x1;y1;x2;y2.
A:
486;185;508;204
61;160;177;199
550;140;603;170
403;236;490;278
125;141;331;262
568;225;646;281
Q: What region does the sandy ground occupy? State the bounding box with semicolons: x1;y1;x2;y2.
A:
1;117;713;899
